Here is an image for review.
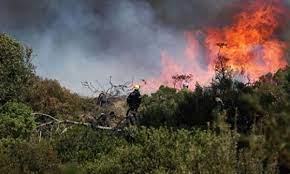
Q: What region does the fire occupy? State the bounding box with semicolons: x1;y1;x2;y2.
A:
206;0;288;80
143;0;288;93
142;33;214;92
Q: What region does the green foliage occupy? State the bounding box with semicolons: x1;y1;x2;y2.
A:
54;127;125;163
0;138;60;174
24;76;97;119
140;86;215;128
140;86;180;127
138;66;290;172
83;127;276;174
59;163;85;174
0;33;34;105
0;102;35;139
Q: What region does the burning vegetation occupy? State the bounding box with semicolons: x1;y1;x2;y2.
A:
143;0;289;92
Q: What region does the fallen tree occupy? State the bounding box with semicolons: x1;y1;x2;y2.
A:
33;113;115;130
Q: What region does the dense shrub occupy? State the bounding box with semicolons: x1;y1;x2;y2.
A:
138;67;290;172
0;139;60;174
83;127;277;174
54;127;126;163
24;77;97;120
0;102;35;139
140;86;215;128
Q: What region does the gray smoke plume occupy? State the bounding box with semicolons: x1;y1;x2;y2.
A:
0;0;186;95
1;0;288;95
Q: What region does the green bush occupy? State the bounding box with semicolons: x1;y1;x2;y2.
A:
54;126;126;163
83;127;276;174
0;138;60;174
140;86;180;127
24;77;96;120
140;86;215;128
0;102;36;139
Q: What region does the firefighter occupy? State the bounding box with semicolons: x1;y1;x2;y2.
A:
215;97;224;112
97;91;107;107
126;85;141;116
182;81;189;89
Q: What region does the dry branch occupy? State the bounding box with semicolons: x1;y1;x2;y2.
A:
32;113;116;131
82;76;134;107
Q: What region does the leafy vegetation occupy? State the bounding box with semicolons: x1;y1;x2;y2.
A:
24;76;96;120
0;138;60;174
0;34;34;105
0;102;35;140
0;33;290;173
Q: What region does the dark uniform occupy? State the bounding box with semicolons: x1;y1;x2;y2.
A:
215;97;224;112
126;89;141;116
97;92;107;107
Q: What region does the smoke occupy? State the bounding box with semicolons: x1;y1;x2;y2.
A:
0;0;288;95
147;0;238;29
0;0;186;95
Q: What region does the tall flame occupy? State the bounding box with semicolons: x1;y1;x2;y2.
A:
143;0;288;93
206;0;288;80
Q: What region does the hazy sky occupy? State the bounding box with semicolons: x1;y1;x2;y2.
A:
0;0;289;95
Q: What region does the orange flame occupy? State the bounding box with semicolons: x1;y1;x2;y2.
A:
143;0;288;93
206;0;288;80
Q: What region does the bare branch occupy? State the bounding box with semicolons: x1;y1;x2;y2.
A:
89;82;99;93
37;121;55;128
83;76;133;107
32;113;60;121
95;80;105;92
33;112;117;131
82;81;100;94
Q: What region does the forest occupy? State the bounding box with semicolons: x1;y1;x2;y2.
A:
0;31;290;174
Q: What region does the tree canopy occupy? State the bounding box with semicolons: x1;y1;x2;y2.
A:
0;34;34;105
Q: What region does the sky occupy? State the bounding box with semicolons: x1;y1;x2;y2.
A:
0;0;289;95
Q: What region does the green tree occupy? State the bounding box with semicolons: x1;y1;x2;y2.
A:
0;33;34;105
